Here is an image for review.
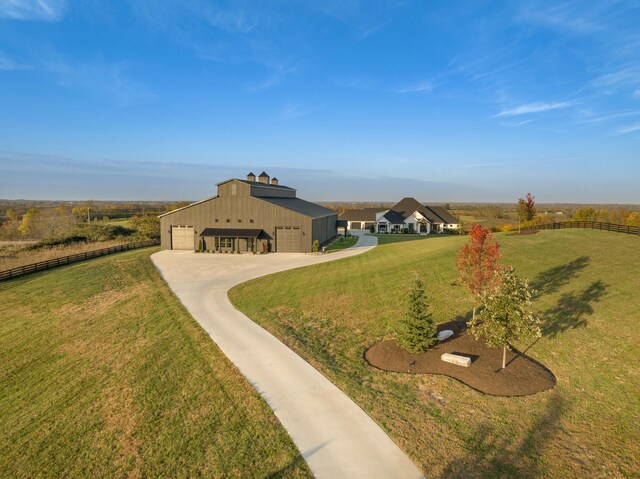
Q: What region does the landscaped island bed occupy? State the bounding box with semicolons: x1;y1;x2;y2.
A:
0;248;311;478
365;321;556;396
230;229;640;478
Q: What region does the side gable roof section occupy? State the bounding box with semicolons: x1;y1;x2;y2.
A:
427;205;459;224
338;207;382;221
257;196;337;219
158;195;218;218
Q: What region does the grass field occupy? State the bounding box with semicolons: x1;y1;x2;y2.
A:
0;248;311;478
230;229;640;478
325;235;359;252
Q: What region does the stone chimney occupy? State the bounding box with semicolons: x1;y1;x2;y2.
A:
258;171;270;184
270;177;279;186
247;172;256;182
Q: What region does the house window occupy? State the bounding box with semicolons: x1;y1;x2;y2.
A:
215;219;219;223
226;219;230;223
249;219;254;223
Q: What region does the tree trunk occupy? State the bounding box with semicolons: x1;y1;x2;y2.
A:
472;306;476;322
502;346;506;370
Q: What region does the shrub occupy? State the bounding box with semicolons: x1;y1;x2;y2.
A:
369;225;375;233
312;240;319;253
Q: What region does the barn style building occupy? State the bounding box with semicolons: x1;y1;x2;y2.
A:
159;172;337;253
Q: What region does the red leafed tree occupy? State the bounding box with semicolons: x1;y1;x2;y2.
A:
455;224;501;321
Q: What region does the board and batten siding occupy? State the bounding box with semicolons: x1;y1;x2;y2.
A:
160;196;336;252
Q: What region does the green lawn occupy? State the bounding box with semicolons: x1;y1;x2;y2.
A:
230;230;640;478
325;235;359;252
0;248;311;479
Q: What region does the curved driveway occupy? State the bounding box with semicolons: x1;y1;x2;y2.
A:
151;234;424;479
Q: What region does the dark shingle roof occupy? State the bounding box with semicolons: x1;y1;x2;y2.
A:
338;207;381;221
426;206;459;224
380;210;404;224
258;171;269;177
200;228;263;238
258;197;337;219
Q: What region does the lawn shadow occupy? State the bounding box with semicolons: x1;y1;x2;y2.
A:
531;256;590;296
438;394;567;478
541;280;606;338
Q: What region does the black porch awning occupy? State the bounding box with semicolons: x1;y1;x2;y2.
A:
200;228;263;238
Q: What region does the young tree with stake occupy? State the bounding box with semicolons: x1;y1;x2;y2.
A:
468;267;541;370
455;224;501;322
397;277;437;353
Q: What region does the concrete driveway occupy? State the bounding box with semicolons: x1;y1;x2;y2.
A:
151;234;424;479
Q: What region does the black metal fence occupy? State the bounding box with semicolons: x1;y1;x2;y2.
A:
0;240;160;282
525;221;640;235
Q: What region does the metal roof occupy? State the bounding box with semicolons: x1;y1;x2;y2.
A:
258;197;337;219
216;178;296;191
200;228;264;238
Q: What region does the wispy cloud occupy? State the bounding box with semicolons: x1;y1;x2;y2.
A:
43;60;154;106
574;110;640;125
458;157;580;170
0;0;67;21
0;51;30;70
494;101;575;117
392;80;433;93
281;102;310;119
616;123;640;135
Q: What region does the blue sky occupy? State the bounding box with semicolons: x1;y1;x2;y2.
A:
1;0;639;202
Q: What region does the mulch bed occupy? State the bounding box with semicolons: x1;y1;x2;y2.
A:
507;230;540;236
364;321;556;396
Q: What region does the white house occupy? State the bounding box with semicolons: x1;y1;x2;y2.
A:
338;198;460;234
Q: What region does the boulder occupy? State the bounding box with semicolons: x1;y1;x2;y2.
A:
441;353;471;367
437;330;454;341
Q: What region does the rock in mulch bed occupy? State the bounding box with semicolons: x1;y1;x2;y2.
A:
364;321;556;396
507;230;540;236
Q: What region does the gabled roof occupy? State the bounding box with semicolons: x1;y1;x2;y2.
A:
258;197;337;219
378;197;458;225
338;207;382;221
258;171;269;177
427;206;459;224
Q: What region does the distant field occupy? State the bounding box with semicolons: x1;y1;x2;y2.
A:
0;239;133;271
230;230;640;478
0;248;310;478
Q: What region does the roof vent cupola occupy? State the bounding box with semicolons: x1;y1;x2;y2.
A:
247;172;256;182
270;177;279;186
258;171;270;184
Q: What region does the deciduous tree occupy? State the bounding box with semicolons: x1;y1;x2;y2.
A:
455;224;501;321
397;277;437;353
516;193;537;232
468;267;541;370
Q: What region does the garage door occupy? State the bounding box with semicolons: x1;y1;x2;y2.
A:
276;227;301;252
350;222;362;230
172;226;194;250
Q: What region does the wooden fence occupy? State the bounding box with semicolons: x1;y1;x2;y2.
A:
0;240;160;282
525;221;640;235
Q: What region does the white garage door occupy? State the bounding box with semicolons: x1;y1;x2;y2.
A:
276;227;301;252
172;226;194;250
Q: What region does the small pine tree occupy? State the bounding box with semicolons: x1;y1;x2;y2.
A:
312;239;319;252
197;237;203;252
397;278;437;353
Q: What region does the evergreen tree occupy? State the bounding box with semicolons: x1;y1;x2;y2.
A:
397;278;437;353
